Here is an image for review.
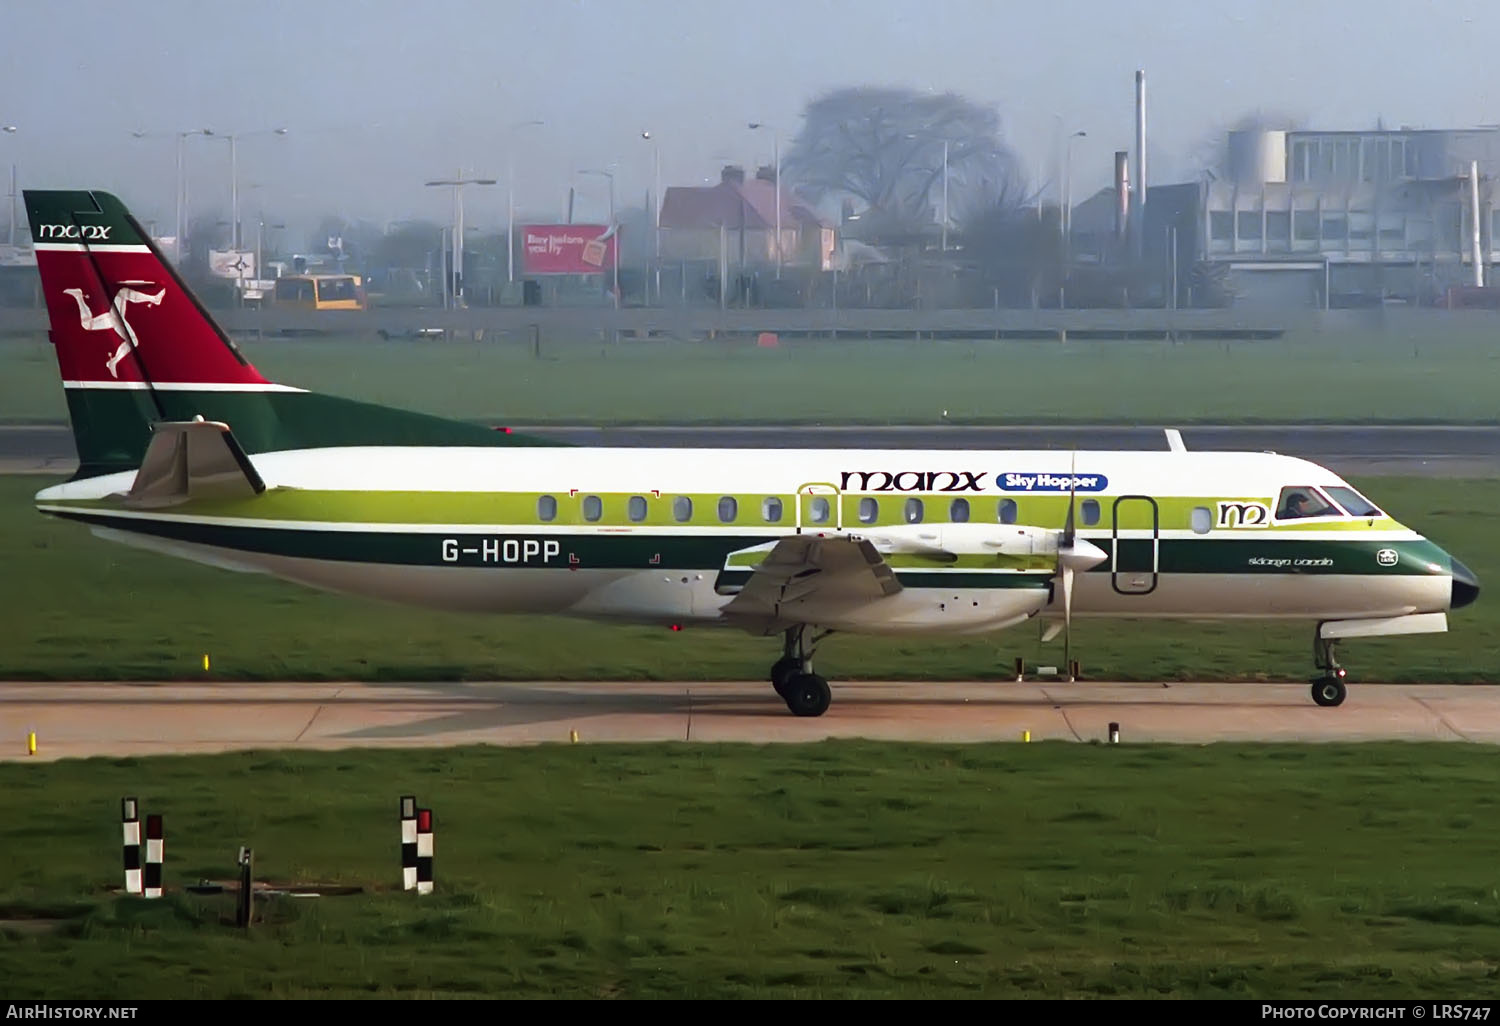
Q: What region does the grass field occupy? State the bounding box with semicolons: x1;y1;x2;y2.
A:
2;474;1493;684
4;326;1500;424
3;742;1499;998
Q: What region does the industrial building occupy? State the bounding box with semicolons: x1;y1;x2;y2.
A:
1074;124;1500;309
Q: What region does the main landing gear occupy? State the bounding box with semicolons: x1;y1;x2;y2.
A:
1310;632;1348;708
769;625;833;717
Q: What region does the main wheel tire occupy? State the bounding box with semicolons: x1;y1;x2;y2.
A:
770;656;801;697
784;673;832;717
1311;677;1347;707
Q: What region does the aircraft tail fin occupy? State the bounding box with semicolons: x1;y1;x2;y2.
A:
25;189;559;479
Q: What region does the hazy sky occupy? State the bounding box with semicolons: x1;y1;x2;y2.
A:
5;0;1500;243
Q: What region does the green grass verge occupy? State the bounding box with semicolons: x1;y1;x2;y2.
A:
2;475;1492;683
2;743;1499;997
5;328;1500;424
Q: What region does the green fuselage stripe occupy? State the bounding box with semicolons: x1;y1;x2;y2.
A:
54;510;1451;582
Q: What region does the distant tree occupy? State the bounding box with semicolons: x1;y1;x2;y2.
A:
186;210;229;249
1185;260;1235;308
783;87;1027;244
312;215;374;267
959;203;1061;306
371;221;443;271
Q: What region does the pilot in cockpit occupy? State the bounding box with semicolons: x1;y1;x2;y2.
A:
1278;489;1333;519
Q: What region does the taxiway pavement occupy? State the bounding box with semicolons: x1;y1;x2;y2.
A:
3;680;1498;761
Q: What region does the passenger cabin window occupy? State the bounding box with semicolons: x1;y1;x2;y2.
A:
904;498;924;524
998;499;1018;524
1191;506;1213;534
717;497;738;523
628;496;648;522
673;496;693;522
858;497;879;524
582;495;603;522
762;497;783;523
1081;499;1101;526
537;495;558;522
1324;486;1383;518
949;498;970;522
1276;486;1338;520
808;497;831;524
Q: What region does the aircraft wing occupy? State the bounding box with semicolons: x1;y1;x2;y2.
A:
719;534;902;631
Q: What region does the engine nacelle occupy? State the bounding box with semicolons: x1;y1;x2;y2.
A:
851;522;1058;559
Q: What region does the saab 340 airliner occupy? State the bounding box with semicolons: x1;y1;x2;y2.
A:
24;189;1480;716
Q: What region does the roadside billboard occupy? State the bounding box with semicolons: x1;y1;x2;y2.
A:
520;224;616;275
208;249;255;280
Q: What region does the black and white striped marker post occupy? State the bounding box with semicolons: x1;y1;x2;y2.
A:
400;796;417;891
416;808;434;895
121;797;142;895
144;814;164;898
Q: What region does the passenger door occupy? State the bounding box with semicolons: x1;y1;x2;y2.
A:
1111;495;1159;595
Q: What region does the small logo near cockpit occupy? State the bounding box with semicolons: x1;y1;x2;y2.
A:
1376;548;1398;567
1216;501;1271;528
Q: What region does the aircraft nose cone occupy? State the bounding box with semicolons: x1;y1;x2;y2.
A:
1451;557;1480;610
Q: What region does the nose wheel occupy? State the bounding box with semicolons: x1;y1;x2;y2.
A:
1310;629;1348;707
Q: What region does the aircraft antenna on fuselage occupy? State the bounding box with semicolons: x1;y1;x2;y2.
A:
1165;428;1186;452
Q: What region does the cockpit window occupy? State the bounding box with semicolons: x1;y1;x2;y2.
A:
1324;486;1383;518
1276;486;1339;520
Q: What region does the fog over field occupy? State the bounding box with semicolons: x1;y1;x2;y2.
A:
4;0;1499;241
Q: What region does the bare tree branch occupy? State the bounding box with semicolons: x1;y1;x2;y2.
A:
784;87;1027;243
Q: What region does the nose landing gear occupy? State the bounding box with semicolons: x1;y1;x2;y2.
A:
1310;632;1348;707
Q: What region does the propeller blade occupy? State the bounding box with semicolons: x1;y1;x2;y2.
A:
1062;563;1074;681
1061;449;1078;546
1060;449;1079;681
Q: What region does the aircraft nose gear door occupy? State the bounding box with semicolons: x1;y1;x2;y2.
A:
1111;495;1159;595
796;482;842;534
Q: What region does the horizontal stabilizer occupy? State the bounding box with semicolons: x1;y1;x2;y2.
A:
121;419;265;508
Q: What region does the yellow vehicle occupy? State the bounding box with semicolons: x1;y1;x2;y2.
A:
272;273;366;311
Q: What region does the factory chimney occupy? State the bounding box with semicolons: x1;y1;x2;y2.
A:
1470;160;1485;288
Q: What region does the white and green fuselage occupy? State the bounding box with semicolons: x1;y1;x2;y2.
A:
19;187;1480;713
35;444;1463;632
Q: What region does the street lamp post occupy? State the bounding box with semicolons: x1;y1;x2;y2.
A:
579;168;618;303
436;225;451;309
641;130;661;304
748;123;780;277
941;139;949;253
204;127;286;254
426;170;497;308
506;119;543;286
1063;130;1086;262
135;128;212;261
2;125;16;247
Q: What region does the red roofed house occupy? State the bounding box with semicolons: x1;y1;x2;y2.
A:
659;165;836;275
